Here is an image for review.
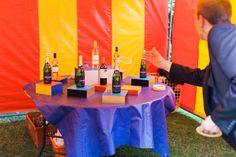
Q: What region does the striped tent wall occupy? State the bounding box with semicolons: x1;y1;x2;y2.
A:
0;0;168;113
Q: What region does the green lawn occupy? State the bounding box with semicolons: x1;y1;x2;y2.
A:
0;113;235;157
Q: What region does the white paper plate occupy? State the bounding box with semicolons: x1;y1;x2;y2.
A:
196;126;222;138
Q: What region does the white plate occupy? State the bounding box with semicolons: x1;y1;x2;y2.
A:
152;84;166;91
196;126;222;138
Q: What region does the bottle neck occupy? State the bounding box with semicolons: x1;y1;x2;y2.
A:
115;62;119;70
46;57;49;63
101;57;106;64
142;50;146;60
79;56;83;66
93;41;98;52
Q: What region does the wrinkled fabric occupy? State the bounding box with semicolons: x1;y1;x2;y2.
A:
24;78;176;157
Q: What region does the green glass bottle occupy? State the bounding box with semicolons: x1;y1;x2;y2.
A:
112;62;121;93
76;56;85;88
43;56;52;84
140;50;147;78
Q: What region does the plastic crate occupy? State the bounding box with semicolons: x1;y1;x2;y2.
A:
161;77;182;109
50;137;66;157
26;112;57;149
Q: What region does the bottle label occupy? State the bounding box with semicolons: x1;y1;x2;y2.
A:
140;71;146;74
79;79;85;84
92;55;99;60
112;83;121;93
52;67;59;72
113;84;121;88
92;61;99;65
140;71;146;78
44;75;51;79
76;78;85;87
92;55;99;65
44;74;52;83
100;69;108;78
112;75;121;91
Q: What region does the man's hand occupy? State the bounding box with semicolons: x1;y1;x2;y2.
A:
199;116;221;134
144;47;172;72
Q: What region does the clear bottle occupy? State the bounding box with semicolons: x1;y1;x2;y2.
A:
52;52;59;79
99;57;108;85
43;55;52;84
113;46;120;67
76;56;85;88
92;41;99;68
112;62;121;93
140;50;147;78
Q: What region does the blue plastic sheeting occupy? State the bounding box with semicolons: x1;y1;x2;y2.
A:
24;78;176;157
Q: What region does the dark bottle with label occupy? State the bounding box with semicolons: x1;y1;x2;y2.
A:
114;46;123;80
76;56;85;88
112;62;121;93
100;57;108;85
43;56;52;84
140;50;147;78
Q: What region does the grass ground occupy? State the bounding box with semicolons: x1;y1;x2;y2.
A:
0;113;235;157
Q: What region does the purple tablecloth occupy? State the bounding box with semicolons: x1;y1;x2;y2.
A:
24;78;176;157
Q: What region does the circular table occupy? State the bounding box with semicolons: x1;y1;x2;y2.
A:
24;77;176;157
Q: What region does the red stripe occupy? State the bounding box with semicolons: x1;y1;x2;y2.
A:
77;0;112;66
172;0;199;112
144;0;168;73
0;0;39;113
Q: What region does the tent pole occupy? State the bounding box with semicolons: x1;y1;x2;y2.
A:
167;0;175;61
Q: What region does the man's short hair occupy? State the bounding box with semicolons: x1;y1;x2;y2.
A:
197;0;232;25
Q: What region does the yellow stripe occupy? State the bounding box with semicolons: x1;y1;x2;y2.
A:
231;0;236;23
194;40;208;118
38;0;78;79
112;0;144;77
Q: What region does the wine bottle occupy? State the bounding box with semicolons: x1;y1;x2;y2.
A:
112;62;121;93
99;57;107;85
140;50;147;78
52;52;59;79
114;46;123;80
43;56;52;84
76;56;85;88
92;40;99;69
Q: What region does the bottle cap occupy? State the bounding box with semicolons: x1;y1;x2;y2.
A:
115;47;118;52
53;53;56;58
